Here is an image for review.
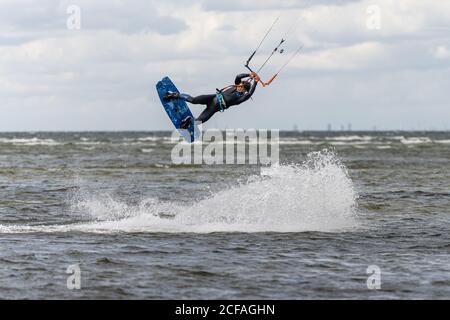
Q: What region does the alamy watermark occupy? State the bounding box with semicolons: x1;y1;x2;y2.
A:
66;264;81;290
67;5;81;30
171;128;279;165
366;5;382;30
366;265;381;290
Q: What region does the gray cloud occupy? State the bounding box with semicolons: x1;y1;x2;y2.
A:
0;0;187;35
76;0;187;35
199;0;361;12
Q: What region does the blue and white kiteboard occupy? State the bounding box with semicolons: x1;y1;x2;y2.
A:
156;76;200;143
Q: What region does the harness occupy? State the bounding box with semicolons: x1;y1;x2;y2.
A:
216;79;253;112
215;82;248;112
215;91;227;113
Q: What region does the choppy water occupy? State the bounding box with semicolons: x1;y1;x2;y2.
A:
0;131;449;299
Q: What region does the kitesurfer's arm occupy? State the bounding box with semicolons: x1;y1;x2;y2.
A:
234;73;251;85
235;80;257;104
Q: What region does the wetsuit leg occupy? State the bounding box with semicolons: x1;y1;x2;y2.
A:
196;101;220;124
180;94;220;124
183;94;216;105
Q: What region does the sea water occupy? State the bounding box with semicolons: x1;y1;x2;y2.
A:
0;131;448;299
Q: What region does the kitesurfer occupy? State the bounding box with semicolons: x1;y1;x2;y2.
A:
164;72;259;128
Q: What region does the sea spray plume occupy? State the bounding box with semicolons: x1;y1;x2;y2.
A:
72;192;136;221
69;183;178;222
176;149;358;232
0;150;358;234
65;149;356;233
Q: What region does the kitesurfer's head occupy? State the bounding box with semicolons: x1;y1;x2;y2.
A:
238;81;251;93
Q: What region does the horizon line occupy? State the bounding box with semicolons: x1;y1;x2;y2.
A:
0;129;449;133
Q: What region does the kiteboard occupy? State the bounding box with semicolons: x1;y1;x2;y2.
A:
156;76;200;143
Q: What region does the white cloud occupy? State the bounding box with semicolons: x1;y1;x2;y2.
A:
293;42;385;70
433;46;450;59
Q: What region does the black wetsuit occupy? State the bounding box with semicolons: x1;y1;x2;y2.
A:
181;73;257;124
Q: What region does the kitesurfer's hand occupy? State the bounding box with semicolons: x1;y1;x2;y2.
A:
251;72;261;82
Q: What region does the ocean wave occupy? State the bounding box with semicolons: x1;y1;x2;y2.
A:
385;136;405;140
278;140;315;145
137;137;163;142
75;141;106;145
434;139;450;144
325;135;373;141
0;138;60;146
400;137;433;145
326;141;371;146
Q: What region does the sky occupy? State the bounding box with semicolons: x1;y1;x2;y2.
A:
0;0;449;131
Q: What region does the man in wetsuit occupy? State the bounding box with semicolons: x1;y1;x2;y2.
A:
164;72;259;128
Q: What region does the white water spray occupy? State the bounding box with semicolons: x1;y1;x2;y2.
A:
0;150;358;234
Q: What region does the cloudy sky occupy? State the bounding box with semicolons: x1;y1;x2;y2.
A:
0;0;449;131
